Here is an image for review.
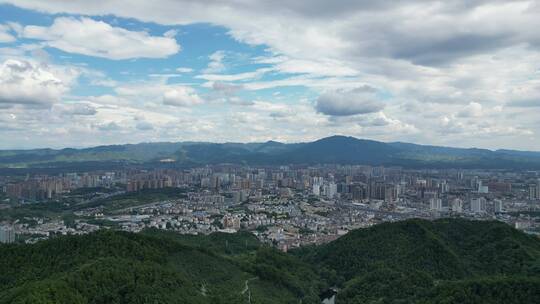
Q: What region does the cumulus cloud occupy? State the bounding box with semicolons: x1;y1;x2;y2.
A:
22;17;180;60
438;114;532;137
3;1;540;150
0;59;70;107
316;87;385;116
163;86;203;107
457;102;483;117
8;1;540;67
357;114;392;127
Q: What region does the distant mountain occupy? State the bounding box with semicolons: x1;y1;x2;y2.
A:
1;219;538;303
277;136;398;164
2;135;540;169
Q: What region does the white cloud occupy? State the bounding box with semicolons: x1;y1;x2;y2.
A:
457;102;483;117
203;50;226;73
22;17;180;60
55;103;97;116
163;86;203;107
176;67;193;73
163;29;178;38
0;59;73;107
316;87;385;116
2;1;540;149
109;80;204;110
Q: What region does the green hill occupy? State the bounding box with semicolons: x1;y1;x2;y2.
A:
295;218;540;303
0;230;324;304
1;219;539;303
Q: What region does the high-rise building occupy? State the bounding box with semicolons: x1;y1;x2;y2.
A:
487;181;511;193
478;185;489;194
471;197;487;213
451;198;463;213
494;199;503;213
369;182;386;200
430;198;443;211
529;184;539;200
0;226;15;244
439;180;449;194
312;184;320;196
383;185;398;203
351;184;367;200
325;182;337;199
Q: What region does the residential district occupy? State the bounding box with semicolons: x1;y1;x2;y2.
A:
1;165;539;250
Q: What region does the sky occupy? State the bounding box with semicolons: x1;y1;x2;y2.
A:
0;1;540;150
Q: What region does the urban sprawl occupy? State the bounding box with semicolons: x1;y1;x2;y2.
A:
1;165;539;250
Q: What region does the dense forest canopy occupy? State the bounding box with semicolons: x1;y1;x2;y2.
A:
0;218;539;303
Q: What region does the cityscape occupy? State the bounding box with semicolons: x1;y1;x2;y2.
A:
2;163;539;249
1;0;540;303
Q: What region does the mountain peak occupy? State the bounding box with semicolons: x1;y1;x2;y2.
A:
314;135;362;144
264;140;284;145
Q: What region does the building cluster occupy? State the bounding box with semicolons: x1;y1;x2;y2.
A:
3;172;122;201
1;165;539;248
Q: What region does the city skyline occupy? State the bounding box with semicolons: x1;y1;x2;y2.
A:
1;1;540;151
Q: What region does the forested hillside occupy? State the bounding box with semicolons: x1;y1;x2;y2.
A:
295;218;540;303
0;230;324;304
1;219;539;303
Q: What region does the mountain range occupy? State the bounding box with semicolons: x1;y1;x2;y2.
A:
2;135;540;170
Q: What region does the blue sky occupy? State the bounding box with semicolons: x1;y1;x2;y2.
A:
1;1;540;150
1;4;285;97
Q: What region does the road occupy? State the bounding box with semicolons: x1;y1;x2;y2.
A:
241;277;258;304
